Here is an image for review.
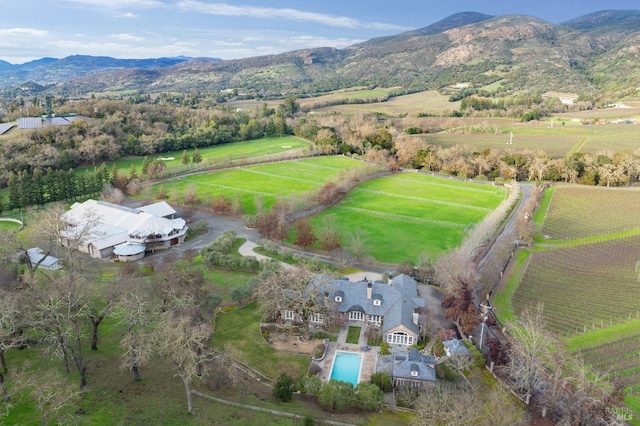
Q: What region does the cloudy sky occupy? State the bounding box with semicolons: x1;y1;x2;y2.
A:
1;0;638;64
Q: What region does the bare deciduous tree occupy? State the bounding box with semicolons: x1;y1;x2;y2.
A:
502;303;552;398
118;287;156;382
411;382;479;426
154;311;223;415
33;277;90;391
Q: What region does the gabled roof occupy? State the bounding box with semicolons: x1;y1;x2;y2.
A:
0;123;15;135
138;201;176;218
62;199;186;249
392;348;436;382
442;339;471;357
312;274;422;334
26;247;61;269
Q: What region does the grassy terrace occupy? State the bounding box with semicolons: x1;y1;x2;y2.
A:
305;172;507;264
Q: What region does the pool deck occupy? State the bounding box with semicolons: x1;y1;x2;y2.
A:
317;324;379;384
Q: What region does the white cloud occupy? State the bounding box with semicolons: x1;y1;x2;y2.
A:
111;33;144;41
211;40;243;47
176;1;405;30
0;28;48;37
45;39;199;58
59;0;164;8
287;35;363;49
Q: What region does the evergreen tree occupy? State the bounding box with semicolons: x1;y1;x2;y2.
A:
18;170;32;209
181;150;190;167
128;163;138;180
192;148;202;164
7;172;20;212
141;156;150;177
31;168;45;206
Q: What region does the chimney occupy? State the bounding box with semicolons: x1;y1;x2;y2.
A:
367;281;372;300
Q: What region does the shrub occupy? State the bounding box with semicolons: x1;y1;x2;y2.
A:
355;382;384;410
379;341;390;355
370;371;392;393
308;364;322;377
274;372;294;402
313;344;326;359
242;214;257;228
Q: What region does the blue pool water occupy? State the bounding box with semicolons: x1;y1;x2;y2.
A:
329;351;362;385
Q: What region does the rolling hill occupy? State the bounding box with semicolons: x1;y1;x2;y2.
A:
2;10;640;99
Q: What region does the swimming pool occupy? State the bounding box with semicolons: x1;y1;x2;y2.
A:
329;351;362;386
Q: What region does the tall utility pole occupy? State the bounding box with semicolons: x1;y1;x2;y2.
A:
478;298;494;350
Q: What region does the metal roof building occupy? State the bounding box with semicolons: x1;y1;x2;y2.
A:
0;123;15;135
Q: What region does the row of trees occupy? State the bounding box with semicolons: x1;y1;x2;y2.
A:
0;98;294;186
3;165;112;213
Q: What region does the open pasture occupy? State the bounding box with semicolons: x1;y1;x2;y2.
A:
316;90;461;115
79;136;309;176
297;86;400;107
554;106;640;121
423;129;585;158
541;186;640;240
577;125;640;153
512;236;640;335
151;156;378;214
306;172;507;264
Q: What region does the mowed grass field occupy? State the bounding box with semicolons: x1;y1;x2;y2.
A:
305;172;507;264
78;136;309;176
505;185;640;420
150;156;382;214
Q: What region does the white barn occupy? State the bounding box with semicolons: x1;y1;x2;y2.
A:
61;200;188;259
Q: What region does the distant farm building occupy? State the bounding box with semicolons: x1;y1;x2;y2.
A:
61;200;187;260
542;92;579;106
0;123;15;135
14;247;63;271
4;115;86;131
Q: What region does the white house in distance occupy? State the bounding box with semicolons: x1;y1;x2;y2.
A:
61;199;187;260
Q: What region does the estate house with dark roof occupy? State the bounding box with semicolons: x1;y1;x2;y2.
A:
284;274;425;346
391;348;437;389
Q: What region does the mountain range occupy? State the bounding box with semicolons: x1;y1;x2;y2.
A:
2;10;640;99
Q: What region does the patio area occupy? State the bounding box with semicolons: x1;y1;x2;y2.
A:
315;323;379;384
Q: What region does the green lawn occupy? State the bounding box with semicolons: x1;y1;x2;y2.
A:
149;156;381;214
213;303;310;379
346;326;361;344
78;136;309;176
305;172;507;263
0;219;21;232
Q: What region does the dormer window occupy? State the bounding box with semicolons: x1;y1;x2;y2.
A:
411;370;419;377
335;296;342;303
372;294;383;306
